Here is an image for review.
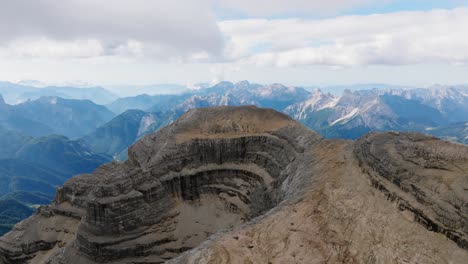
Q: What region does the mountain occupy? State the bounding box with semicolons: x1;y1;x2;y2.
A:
318;83;414;95
0;96;115;138
97;84;468;164
283;88;338;120
0;134;112;236
108;81;311;115
286;87;466;139
18;86;119;105
0;82;32;104
0;159;66;197
254;83;310;110
425;122;468;144
82;109;175;158
0;199;34;236
0;99;55;137
14;135;112;176
0;191;53;236
181;81;309;112
0;126;33;159
388;85;468;123
99;81;312;159
0;106;466;263
0;134;111;198
0;81;118;105
108;83;468;143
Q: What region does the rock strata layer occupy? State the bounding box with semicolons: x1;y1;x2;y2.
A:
0;106;467;264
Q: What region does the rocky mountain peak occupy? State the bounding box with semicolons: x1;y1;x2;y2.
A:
234;80;251;88
172;105;296;137
0;106;467;264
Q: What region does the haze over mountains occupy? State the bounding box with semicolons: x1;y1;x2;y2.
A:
0;82;118;105
0;80;467;236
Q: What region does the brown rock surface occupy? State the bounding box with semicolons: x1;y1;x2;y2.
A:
0;106;466;264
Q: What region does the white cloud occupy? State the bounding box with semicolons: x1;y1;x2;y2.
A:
0;38;104;59
0;0;223;61
0;1;467;69
219;8;468;66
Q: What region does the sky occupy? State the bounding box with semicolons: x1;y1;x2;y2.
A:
0;0;467;88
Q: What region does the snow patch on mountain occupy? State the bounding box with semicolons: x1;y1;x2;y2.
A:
331;108;360;125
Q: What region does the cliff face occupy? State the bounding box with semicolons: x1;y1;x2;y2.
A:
0;106;467;264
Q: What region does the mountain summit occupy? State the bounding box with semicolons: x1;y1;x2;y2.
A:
0;106;466;263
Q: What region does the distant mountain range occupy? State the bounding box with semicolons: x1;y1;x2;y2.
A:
0;81;118;105
0;95;115;138
0;127;111;235
425;122;468;144
0;94;120;234
286;86;468;139
104;81;468;141
2;80;467;163
81;110;176;160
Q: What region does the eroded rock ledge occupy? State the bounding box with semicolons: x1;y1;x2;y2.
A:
354;132;468;249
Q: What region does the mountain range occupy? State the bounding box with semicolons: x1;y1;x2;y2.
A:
0;127;111;235
0;81;118;105
1;106;466;263
81;109;176;159
106;81;468;141
0;95;115;138
0;80;467;236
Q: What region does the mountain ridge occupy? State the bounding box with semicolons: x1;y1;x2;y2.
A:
1;106;466;263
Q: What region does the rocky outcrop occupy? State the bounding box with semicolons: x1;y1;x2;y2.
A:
0;106;467;264
0;106;320;263
354;132;468;248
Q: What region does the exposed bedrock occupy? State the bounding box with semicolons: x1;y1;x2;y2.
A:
354;132;468;249
0;106;321;263
74;136;302;262
0;106;467;264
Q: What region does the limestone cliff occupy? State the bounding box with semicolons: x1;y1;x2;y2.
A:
0;106;466;264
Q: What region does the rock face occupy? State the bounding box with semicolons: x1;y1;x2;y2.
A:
354;132;468;248
0;106;467;264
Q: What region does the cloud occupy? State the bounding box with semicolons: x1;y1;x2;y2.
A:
0;0;223;61
1;1;467;69
219;8;468;66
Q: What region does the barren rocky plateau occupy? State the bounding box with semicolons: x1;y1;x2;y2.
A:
0;106;467;264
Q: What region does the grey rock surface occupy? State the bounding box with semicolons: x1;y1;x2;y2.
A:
0;106;467;264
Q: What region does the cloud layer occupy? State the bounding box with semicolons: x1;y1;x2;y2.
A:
220;8;468;66
0;1;467;68
0;0;223;61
